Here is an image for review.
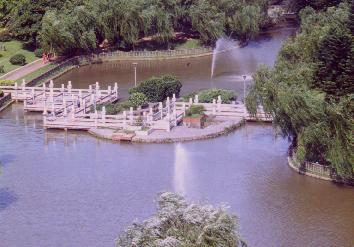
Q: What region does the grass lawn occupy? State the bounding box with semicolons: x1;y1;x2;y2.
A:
175;39;201;49
0;40;37;75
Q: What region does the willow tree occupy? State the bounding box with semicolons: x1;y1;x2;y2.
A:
40;5;97;55
246;3;354;183
189;0;225;44
90;0;142;49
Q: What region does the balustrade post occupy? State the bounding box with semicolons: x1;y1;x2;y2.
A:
61;84;65;93
149;107;153;123
31;88;35;101
43;98;47;115
182;102;186;116
67;81;72;94
43;83;46;98
194;94;199;104
159;102;163;119
21;79;26;91
89;85;93;94
213;99;217;115
123;111;127;126
130;107;134;125
114;82;118;98
49;80;54;88
102;106;106;124
217;95;222;112
189;97;193;106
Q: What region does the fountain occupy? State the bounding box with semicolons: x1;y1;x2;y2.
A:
211;37;241;78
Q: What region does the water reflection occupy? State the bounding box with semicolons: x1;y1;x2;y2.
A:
173;143;189;195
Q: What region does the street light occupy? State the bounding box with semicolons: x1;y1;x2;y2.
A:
242;75;247;102
132;62;138;87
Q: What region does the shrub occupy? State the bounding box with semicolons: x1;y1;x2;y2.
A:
0;80;14;86
0;65;4;73
0;29;11;42
199;88;237;103
9;54;26;65
34;48;43;58
185;105;205;117
129;75;182;102
0;90;4;97
116;192;246;247
95;100;132;115
0;53;3;58
128;92;148;109
183;88;237;103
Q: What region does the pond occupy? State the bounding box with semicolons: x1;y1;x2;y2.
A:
1;21;353;247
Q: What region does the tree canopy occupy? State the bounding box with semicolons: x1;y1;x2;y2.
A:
246;2;354;183
2;0;270;55
116;192;247;247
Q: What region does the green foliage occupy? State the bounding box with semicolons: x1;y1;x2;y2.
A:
0;90;4;97
116;192;246;247
96;100;132;115
9;54;26;65
7;0;70;45
0;80;14;86
230;5;263;41
128;92;148;108
0;65;4;73
3;0;271;53
246;3;354;183
34;48;43;58
129;75;182;102
185;105;205;117
184;88;237;103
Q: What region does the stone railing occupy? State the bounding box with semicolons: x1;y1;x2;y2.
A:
95;47;213;60
288;152;335;181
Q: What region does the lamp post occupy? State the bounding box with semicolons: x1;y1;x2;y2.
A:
132;62;138;87
242;75;247;102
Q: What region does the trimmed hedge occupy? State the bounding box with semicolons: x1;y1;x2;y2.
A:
9;54;26;65
183;88;237;104
0;80;14;86
129;75;182;102
185;105;205;117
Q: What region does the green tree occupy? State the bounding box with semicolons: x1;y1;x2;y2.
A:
246;3;354;183
116;192;247;247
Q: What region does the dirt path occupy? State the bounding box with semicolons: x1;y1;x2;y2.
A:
0;59;48;81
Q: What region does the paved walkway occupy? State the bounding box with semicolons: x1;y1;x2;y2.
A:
89;117;244;143
0;59;48;81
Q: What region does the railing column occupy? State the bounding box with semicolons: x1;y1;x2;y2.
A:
217;96;222;112
102;106;106;124
123;111;127;126
159;102;163;119
189;97;193;106
194;94;199;104
213;99;217;115
182;102;186;116
67;81;72;94
129;107;134;125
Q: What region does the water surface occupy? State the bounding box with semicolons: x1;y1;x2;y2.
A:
0;104;353;247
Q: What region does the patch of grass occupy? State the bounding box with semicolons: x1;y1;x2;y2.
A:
0;40;37;75
175;39;201;49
